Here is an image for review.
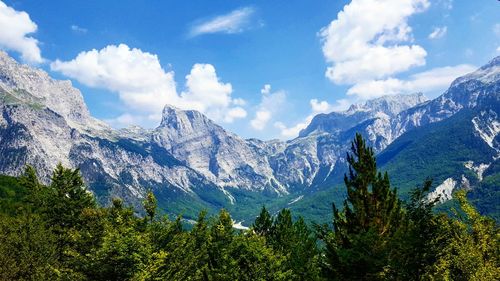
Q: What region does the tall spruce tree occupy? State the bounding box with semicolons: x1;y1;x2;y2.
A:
253;206;273;237
324;133;405;280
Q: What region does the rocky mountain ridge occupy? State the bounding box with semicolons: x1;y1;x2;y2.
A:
1;50;498;219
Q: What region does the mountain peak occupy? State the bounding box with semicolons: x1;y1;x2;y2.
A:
347;93;428;116
300;93;428;137
0;51;92;125
159;104;213;131
452;56;500;87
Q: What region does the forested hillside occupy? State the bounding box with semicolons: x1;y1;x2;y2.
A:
0;135;498;280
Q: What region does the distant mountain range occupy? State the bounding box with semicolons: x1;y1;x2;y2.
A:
1;51;498;222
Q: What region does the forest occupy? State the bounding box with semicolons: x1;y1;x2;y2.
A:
0;134;498;281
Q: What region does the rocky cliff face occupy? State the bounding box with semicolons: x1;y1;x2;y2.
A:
152;105;285;194
0;50;498;218
0;51;220;211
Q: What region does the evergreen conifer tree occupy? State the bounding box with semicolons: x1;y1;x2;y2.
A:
324;133;405;280
253;206;273;237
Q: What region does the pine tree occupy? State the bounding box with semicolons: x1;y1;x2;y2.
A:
253;206;273;237
271;209;294;252
19;165;44;209
324;133;405;280
389;179;442;280
19;165;42;194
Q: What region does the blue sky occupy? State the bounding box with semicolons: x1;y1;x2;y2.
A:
0;0;499;140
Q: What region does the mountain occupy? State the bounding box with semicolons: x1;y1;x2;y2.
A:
0;50;498;222
376;58;500;219
152;105;285;194
287;56;500;222
300;93;428;137
0;51;229;217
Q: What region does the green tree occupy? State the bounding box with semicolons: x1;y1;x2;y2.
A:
253;206;273;237
46;164;95;230
43;164;99;279
147;215;183;252
423;190;500;280
389;179;443;280
19;165;42;203
322;133;405;280
0;213;59;281
143;190;157;223
290;217;321;281
87;222;150;281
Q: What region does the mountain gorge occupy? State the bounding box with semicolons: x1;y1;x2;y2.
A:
0;51;498;222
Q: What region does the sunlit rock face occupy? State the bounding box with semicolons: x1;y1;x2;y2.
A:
0;50;498;217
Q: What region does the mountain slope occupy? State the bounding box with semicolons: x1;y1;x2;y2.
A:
285;57;500;222
0;50;498;223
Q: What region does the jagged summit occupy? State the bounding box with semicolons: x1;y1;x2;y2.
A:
0;51;111;136
346;93;428;116
300;93;428;137
0;51;90;122
452;55;500;86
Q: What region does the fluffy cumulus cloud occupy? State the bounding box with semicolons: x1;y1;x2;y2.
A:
0;1;42;63
250;84;286;131
51;44;246;127
275;99;336;138
347;64;476;98
319;0;473;106
251;110;271;130
428;26;447;39
189;7;255;37
319;0;430;84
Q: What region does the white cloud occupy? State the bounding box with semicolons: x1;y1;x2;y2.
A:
180;63;238;119
275;99;336;138
274;121;304;139
347;64;476;99
0;1;42;63
224;107;247;123
261;84;271;95
51;44;178;114
428;26;447;39
310;99;332;112
51;44;246;127
319;0;429;84
251;110;271;130
189;7;255;37
250;84;286;131
233;98;246;106
71;25;87;33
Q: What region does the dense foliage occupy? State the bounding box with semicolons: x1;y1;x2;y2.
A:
0;135;498;280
